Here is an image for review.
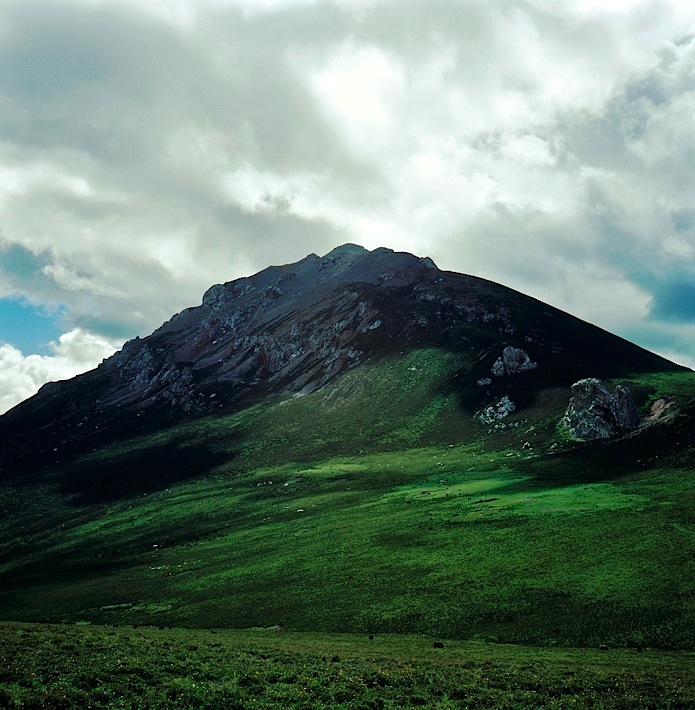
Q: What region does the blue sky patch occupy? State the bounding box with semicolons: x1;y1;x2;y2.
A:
0;298;64;354
649;281;695;323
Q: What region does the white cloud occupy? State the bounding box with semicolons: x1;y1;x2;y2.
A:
0;329;118;414
307;42;405;148
1;0;695;412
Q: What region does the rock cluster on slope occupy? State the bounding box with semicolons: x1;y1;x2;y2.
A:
477;395;516;424
491;346;537;376
562;377;640;440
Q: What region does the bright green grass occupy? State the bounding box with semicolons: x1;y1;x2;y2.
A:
1;622;693;708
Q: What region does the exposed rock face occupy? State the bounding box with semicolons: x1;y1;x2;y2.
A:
100;244;448;414
611;384;640;431
562;378;640;440
491;346;537;376
647;395;674;422
477;395;516;424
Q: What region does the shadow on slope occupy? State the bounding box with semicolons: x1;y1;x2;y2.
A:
54;437;234;505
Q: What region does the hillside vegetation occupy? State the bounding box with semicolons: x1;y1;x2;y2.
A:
2;349;694;651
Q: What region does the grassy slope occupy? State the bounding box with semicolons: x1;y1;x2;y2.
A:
1;350;694;650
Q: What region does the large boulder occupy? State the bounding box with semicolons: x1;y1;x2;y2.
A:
562;378;640;440
491;346;537;376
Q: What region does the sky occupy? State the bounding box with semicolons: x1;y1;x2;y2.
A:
1;0;695;414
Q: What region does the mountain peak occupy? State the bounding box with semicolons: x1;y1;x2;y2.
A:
322;243;368;259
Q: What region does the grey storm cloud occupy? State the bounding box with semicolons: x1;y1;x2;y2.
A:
1;0;695;413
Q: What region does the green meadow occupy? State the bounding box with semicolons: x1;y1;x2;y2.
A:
2;443;693;649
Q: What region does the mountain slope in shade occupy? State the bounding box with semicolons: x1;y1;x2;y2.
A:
0;244;683;477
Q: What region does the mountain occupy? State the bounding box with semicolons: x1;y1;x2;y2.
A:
0;244;681;476
1;245;694;648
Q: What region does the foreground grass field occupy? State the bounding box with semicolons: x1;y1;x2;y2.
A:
1;622;693;708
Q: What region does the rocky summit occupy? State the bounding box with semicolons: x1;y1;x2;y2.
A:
0;244;683;475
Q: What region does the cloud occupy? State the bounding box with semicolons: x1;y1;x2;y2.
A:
1;0;695;410
0;329;117;414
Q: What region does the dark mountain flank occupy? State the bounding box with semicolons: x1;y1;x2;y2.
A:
0;244;683;476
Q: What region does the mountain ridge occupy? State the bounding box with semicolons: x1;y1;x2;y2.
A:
0;244;684;477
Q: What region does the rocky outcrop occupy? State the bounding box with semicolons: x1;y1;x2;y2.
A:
98;245;529;412
562;378;640;440
491;346;537;376
646;395;675;422
611;384;641;431
477;395;516;424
